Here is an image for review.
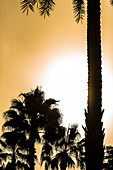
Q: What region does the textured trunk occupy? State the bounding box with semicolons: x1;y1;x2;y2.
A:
85;0;104;169
60;163;66;170
12;146;16;170
29;118;36;170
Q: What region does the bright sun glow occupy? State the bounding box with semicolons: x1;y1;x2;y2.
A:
40;52;113;135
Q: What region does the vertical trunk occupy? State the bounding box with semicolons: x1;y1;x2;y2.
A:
85;0;104;169
29;138;35;170
45;162;48;170
12;146;16;170
60;163;66;170
29;118;36;170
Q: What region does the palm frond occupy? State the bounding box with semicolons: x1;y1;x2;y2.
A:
51;157;58;169
16;160;30;170
20;0;37;15
3;110;18;120
45;143;53;155
44;98;59;107
110;0;113;5
67;156;75;168
2;119;18;131
39;0;55;18
69;124;80;141
0;139;7;148
72;0;85;23
11;99;24;113
40;155;51;166
0;152;12;161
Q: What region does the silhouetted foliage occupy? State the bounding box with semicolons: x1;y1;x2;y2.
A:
41;124;85;170
72;0;85;23
20;0;55;17
1;87;62;169
1;104;30;169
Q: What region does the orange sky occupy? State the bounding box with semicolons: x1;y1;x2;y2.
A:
0;0;113;152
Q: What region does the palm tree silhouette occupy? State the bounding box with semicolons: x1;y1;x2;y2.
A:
1;104;30;169
19;87;62;170
41;124;83;170
1;87;62;169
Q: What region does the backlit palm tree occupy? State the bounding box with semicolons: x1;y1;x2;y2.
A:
2;102;30;169
41;124;83;170
20;87;62;170
2;87;62;169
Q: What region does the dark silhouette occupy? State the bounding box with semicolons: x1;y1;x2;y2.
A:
1;100;31;169
1;87;62;169
41;124;84;170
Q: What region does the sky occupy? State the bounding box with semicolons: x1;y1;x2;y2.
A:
0;0;113;168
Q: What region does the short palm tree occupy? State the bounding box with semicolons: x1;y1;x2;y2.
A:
20;87;62;170
2;102;30;169
2;87;62;169
41;124;83;170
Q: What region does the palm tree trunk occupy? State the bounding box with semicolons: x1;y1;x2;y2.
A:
29;118;36;170
60;163;66;170
85;0;104;169
12;146;16;170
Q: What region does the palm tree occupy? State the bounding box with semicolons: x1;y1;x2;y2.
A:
2;87;62;169
19;87;62;170
41;124;83;170
2;104;30;169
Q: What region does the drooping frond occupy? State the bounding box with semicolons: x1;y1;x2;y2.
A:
110;0;113;5
11;99;24;113
51;157;58;169
20;0;38;15
3;110;18;120
39;0;55;18
16;160;30;170
72;0;85;23
67;156;75;168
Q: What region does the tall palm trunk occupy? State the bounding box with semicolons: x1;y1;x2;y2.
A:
85;0;104;169
29;117;36;170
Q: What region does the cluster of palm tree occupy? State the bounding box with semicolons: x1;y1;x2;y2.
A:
2;0;113;169
41;124;86;170
18;0;113;169
0;87;84;170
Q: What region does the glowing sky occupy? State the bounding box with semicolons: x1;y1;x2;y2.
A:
0;0;113;152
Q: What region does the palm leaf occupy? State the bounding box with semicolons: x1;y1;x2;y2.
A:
40;155;51;165
16;160;30;170
20;0;37;15
11;99;24;112
67;156;75;168
39;0;55;18
72;0;85;23
41;143;53;156
0;139;7;148
110;0;113;5
51;157;58;169
3;110;18;120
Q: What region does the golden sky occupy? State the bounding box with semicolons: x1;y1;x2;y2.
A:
0;0;113;150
